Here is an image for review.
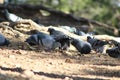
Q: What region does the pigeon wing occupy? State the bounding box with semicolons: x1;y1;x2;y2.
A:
41;38;54;49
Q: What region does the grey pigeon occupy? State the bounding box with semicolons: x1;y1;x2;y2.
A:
75;30;86;36
4;9;23;22
71;38;92;54
48;28;67;38
106;40;120;58
109;40;120;47
87;36;108;52
48;28;71;50
75;29;98;36
55;36;72;50
106;47;120;58
25;32;61;50
0;34;10;46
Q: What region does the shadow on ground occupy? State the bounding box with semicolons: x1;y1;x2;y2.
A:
0;66;104;80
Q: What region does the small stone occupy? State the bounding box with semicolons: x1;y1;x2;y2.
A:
65;58;73;63
22;70;34;77
49;62;53;65
16;50;22;54
8;55;15;59
16;50;27;55
58;62;63;65
14;64;22;67
64;77;73;80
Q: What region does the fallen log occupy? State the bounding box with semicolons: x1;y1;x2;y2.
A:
10;19;116;41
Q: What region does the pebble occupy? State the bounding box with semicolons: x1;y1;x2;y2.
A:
8;55;15;59
22;70;34;77
16;50;27;55
14;64;22;67
64;77;73;80
65;59;73;63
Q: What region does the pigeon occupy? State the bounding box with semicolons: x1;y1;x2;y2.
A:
109;40;120;47
48;28;67;38
55;36;72;50
60;26;77;33
75;29;98;36
4;9;23;22
87;36;108;52
48;28;71;50
25;32;61;50
4;0;13;6
0;34;10;46
106;47;120;58
106;39;120;58
75;30;86;36
71;38;92;54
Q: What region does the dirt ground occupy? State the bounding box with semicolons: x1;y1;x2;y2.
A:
0;20;120;80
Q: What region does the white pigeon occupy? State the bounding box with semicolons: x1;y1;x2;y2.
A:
4;9;23;22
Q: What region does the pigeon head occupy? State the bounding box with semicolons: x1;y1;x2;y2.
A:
56;37;72;50
47;28;55;34
87;36;95;45
87;36;92;40
106;47;120;58
87;36;94;41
